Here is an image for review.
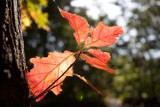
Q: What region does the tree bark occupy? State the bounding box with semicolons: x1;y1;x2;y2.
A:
0;0;29;107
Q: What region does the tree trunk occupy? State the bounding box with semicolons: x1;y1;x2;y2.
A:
0;0;29;107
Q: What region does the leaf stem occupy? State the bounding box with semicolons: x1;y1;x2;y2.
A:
74;73;105;97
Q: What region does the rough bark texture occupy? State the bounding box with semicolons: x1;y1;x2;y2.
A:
0;0;29;107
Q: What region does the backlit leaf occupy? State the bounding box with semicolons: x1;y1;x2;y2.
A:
81;49;114;74
27;51;75;101
85;22;124;48
59;8;89;45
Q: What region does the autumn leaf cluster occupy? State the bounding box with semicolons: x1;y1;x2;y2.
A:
26;6;123;102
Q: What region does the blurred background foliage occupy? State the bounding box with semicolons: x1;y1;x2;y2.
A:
21;0;160;107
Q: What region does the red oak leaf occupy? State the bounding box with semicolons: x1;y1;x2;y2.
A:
26;51;75;102
81;49;114;74
59;8;89;45
85;22;124;48
59;8;123;48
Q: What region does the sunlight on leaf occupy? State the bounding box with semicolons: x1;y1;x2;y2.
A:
81;49;114;74
27;51;75;101
59;8;123;48
85;22;124;48
59;8;89;45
